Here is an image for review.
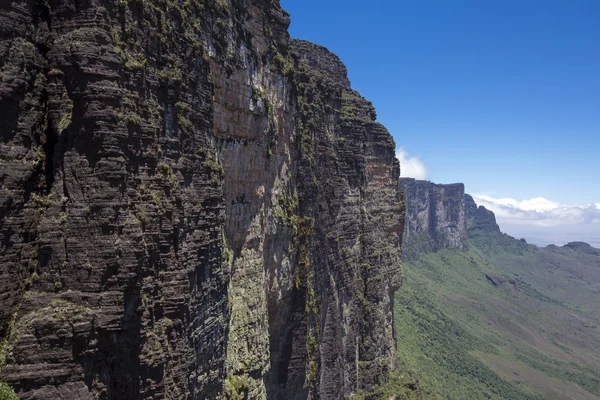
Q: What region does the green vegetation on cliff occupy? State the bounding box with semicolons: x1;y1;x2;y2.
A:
0;381;18;400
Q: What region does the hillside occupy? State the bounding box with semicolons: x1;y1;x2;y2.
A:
395;181;600;400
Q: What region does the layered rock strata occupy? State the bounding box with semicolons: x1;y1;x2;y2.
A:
400;178;467;253
0;0;404;399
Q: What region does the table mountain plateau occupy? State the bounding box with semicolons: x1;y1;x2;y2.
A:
397;179;600;400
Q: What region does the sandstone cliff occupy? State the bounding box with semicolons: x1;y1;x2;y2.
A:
464;194;529;255
0;0;404;399
464;194;500;234
399;178;467;255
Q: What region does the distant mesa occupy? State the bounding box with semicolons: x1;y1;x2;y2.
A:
400;178;532;257
399;177;515;257
401;178;600;253
399;178;468;255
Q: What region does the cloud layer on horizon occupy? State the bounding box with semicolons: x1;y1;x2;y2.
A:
472;195;600;227
472;194;600;247
396;147;428;180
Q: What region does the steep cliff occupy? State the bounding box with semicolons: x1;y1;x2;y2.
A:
464;194;529;255
464;194;500;234
399;178;467;255
0;0;404;399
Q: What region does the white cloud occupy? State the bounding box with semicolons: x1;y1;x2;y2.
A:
396;147;428;180
471;194;600;247
472;195;600;227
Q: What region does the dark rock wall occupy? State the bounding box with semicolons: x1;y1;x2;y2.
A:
464;194;531;255
464;193;501;233
0;1;404;399
400;178;467;252
280;40;404;399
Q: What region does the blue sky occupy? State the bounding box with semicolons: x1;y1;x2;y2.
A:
281;0;600;245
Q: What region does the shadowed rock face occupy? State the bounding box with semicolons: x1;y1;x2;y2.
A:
400;178;468;253
464;193;501;233
0;1;404;399
562;242;600;255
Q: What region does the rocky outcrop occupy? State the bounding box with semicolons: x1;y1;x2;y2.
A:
484;273;506;287
400;178;467;253
0;0;404;399
464;194;501;234
464;194;530;255
561;242;600;255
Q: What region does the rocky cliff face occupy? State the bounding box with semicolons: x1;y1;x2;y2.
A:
464;194;500;234
0;0;404;399
464;194;530;255
399;178;467;253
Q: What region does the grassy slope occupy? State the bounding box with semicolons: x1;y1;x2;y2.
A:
392;243;600;400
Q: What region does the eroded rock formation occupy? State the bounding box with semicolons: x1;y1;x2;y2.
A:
400;178;467;254
464;193;500;234
0;0;404;398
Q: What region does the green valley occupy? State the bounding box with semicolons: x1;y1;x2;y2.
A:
396;243;600;399
387;192;600;399
357;180;600;400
